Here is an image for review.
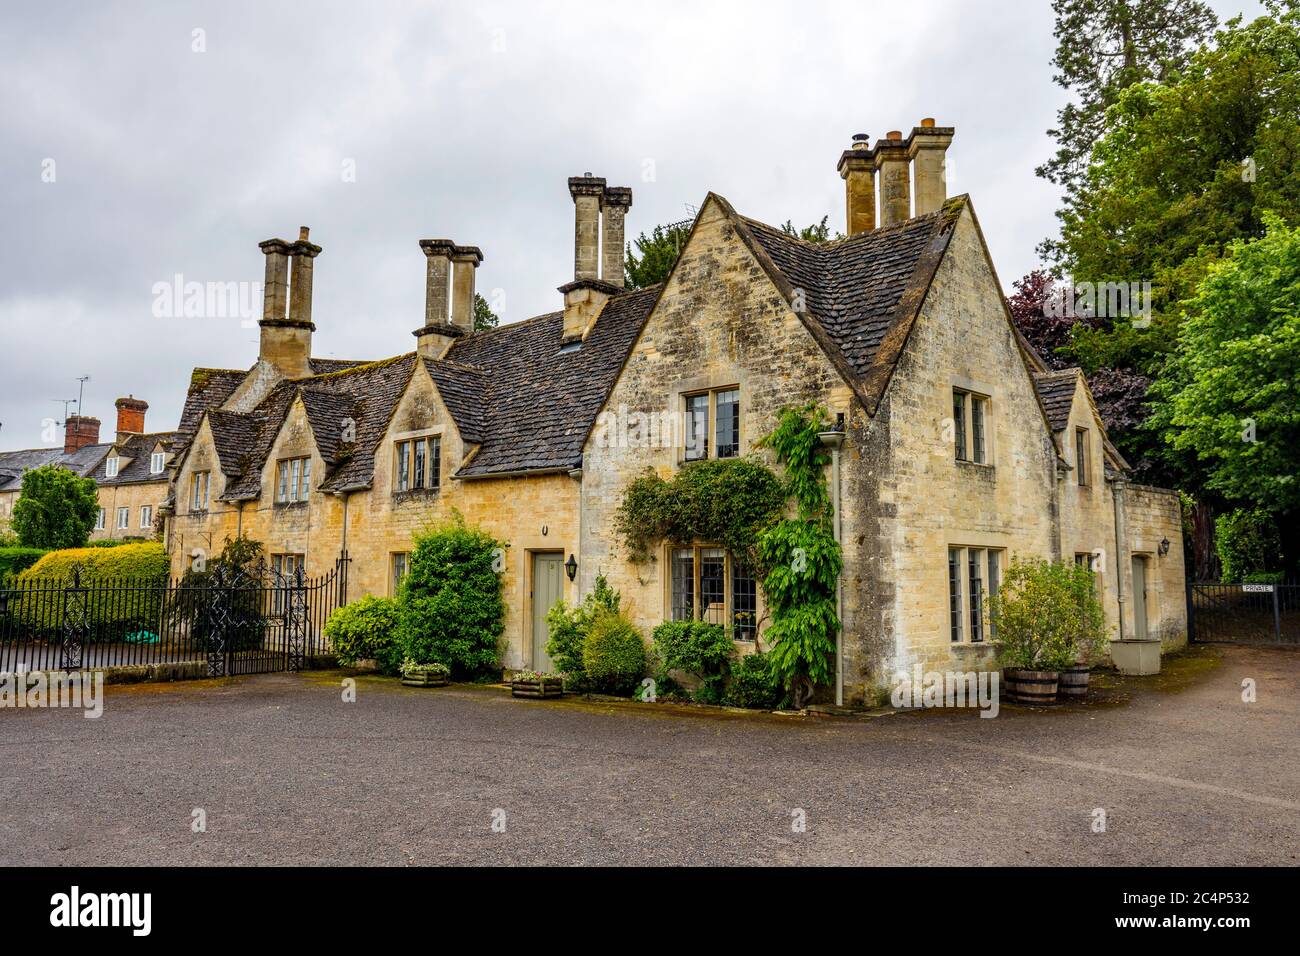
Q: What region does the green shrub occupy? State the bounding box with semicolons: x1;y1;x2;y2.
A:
398;514;505;678
1215;508;1280;582
722;652;784;709
15;542;169;641
652;620;733;699
325;595;402;674
168;535;267;653
544;574;621;688
581;611;647;695
989;558;1108;670
0;546;47;579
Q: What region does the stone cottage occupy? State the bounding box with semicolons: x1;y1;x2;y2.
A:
163;122;1186;704
0;399;176;543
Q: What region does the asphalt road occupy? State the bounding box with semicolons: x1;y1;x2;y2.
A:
2;644;1297;865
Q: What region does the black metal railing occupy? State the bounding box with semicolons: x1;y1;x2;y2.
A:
0;555;348;676
1189;581;1300;644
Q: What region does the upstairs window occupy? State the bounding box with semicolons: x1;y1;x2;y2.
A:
190;472;210;511
683;387;740;461
105;457;119;478
150;452;165;474
395;436;441;492
952;389;990;464
1075;427;1090;486
276;457;311;503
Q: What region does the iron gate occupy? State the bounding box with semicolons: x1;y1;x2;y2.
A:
0;554;349;676
1188;581;1300;644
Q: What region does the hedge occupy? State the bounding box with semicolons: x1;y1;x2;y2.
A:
12;542;169;641
325;595;403;674
0;547;47;580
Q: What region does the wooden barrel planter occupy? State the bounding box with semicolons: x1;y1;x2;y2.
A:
1003;669;1059;705
512;677;564;699
1058;665;1091;701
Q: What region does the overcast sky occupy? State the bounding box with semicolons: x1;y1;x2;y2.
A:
0;0;1265;449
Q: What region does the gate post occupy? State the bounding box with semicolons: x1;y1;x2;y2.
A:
1273;586;1282;642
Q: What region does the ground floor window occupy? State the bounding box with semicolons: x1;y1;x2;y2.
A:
391;552;409;595
669;545;759;641
947;546;1002;643
140;505;153;528
271;553;305;613
116;507;129;529
95;508;105;530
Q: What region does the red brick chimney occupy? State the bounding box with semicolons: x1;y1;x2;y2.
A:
115;396;148;437
64;415;101;454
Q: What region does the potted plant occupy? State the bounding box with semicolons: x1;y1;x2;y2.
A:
400;658;449;687
511;669;565;699
989;558;1103;705
1059;569;1110;700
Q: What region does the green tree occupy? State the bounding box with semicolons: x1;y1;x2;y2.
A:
1037;0;1217;202
473;292;498;331
624;221;692;288
10;464;99;549
1150;215;1300;513
780;216;842;243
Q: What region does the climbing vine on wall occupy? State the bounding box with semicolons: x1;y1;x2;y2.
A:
754;404;841;705
616;458;786;566
615;403;843;705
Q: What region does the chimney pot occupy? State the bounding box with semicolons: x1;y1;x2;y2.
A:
886;130;902;141
920;117;936;128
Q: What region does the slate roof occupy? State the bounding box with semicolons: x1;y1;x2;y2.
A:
1034;370;1081;432
97;431;180;486
445;285;660;476
177;368;246;446
0;443;112;493
730;194;965;413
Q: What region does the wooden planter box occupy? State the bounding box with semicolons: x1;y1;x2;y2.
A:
401;671;448;687
512;677;564;699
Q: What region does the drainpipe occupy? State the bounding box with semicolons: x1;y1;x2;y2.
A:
818;418;846;707
335;491;350;603
568;466;584;600
1112;477;1127;640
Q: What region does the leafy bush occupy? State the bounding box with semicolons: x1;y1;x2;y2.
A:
325;595;402;674
544;574;620;688
581;611;647;695
0;547;47;579
170;535;267;653
15;542;169;641
722;652;784;709
990;558;1108;670
10;463;99;549
398;514;505;678
1215;508;1280;582
652;620;733;700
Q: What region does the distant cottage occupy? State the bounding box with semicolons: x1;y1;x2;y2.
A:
160;122;1185;705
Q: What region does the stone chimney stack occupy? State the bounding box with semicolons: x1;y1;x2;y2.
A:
451;245;483;332
907;119;954;216
64;415;100;454
837;133;876;236
115;396;148;437
414;239;458;359
568;173;606;281
258;227;320;380
875;131;911;227
600;186;632;287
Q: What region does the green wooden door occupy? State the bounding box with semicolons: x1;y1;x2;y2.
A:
532;553;565;671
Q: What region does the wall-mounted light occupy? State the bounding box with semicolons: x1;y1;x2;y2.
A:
565;554;578;581
1158;537;1170;557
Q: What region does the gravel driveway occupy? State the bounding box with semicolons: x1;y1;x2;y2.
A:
2;644;1297;865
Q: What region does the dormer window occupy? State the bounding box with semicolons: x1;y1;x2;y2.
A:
952;388;990;464
276;457;312;503
105;457;119;478
395;436;441;493
150;452;165;474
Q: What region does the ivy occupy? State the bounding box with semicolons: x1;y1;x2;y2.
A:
616;457;786;565
754;404;841;704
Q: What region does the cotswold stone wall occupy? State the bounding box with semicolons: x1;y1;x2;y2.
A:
1121;483;1187;649
865;209;1059;685
167;366;579;670
579;195;858;670
92;481;167;542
